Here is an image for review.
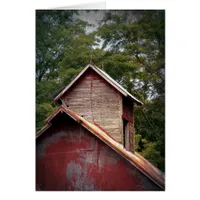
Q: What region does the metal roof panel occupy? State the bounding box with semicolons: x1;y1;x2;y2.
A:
36;105;164;189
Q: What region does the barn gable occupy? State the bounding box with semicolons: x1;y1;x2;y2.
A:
58;67;123;143
53;64;143;105
52;64;142;150
36;105;165;190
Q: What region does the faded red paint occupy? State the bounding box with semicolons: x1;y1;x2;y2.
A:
36;113;162;191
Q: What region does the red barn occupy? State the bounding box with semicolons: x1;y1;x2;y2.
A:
36;64;165;191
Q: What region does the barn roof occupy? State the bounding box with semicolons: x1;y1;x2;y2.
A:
53;64;143;105
36;105;164;190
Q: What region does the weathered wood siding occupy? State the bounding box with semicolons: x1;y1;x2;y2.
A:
36;113;162;191
122;97;134;152
61;68;123;142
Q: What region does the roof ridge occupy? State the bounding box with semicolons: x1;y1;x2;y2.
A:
53;64;143;105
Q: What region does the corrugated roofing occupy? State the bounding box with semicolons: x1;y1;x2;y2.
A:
36;105;164;189
53;64;143;105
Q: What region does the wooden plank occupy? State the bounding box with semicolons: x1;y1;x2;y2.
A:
61;69;123;142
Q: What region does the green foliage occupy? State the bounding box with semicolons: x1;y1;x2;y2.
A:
36;103;57;131
36;10;91;129
134;97;165;171
36;80;59;129
140;140;164;171
97;10;165;99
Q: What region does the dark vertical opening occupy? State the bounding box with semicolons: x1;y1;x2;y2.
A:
123;118;129;148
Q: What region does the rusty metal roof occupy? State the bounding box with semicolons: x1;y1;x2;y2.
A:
36;105;164;189
53;64;143;105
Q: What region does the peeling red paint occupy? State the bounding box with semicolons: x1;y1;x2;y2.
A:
36;113;163;191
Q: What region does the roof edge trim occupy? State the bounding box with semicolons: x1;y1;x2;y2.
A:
53;64;143;105
53;64;91;101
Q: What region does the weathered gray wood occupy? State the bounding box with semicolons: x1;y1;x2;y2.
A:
61;69;122;142
61;69;135;150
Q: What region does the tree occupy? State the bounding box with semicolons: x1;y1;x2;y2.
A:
36;10;93;129
96;10;165;171
36;11;106;130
